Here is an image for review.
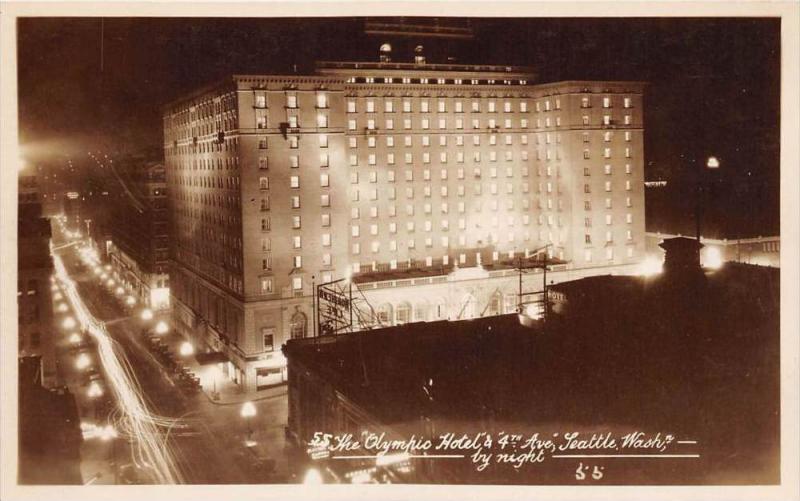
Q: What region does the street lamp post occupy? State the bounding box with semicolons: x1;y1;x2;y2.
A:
240;401;257;446
696;156;721;242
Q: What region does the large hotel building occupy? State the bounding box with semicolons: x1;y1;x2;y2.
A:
163;54;646;391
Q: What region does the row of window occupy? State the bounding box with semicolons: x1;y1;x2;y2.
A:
346;95;632;114
252;130;633;152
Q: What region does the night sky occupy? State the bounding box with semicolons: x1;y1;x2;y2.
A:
16;17;780;238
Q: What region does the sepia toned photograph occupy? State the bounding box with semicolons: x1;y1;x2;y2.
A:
2;4;798;500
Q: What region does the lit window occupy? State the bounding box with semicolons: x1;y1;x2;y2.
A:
290;175;300;189
347;100;356;113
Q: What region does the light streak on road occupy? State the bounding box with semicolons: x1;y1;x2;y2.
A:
53;252;184;484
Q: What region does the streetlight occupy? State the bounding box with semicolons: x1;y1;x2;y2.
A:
69;332;82;344
696;156;721;242
62;316;77;330
107;279;115;287
179;342;194;357
115;286;124;295
57;302;69;313
75;353;91;370
154;321;169;335
140;308;153;321
303;468;324;484
240;401;257;446
87;381;104;398
126;295;136;306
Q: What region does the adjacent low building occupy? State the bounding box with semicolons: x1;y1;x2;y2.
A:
283;240;780;484
18;173;57;388
108;157;171;310
645;231;780;268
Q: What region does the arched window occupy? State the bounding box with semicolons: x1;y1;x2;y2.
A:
458;294;477;319
433;299;447;320
488;292;502;316
290;311;307;339
414;302;429;322
395;302;412;325
376;303;393;326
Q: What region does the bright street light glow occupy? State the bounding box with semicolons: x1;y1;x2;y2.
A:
57;302;69;312
704;246;723;270
115;286;125;295
707;156;720;169
141;309;153;321
640;256;663;277
100;424;118;441
100;273;108;280
240;401;257;418
69;333;82;344
107;279;115;287
303;468;323;485
154;321;169;335
53;292;63;301
87;381;104;398
524;303;543;320
62;316;77;329
126;296;136;306
76;353;91;370
179;342;194;357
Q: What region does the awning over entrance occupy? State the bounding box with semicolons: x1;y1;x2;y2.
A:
195;351;229;365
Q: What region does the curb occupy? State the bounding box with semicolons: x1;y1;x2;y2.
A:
200;386;288;406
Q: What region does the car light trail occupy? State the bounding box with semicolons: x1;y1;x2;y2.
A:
53;252;183;484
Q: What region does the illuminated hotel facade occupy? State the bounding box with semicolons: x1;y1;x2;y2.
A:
163;57;646;391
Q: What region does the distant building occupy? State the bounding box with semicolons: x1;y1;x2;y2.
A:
108;157;170;310
17;174;57;387
645;232;780;268
163;47;647;392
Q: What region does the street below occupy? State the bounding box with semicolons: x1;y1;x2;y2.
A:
53;234;290;484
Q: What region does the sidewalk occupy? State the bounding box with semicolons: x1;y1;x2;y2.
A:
149;328;288;406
